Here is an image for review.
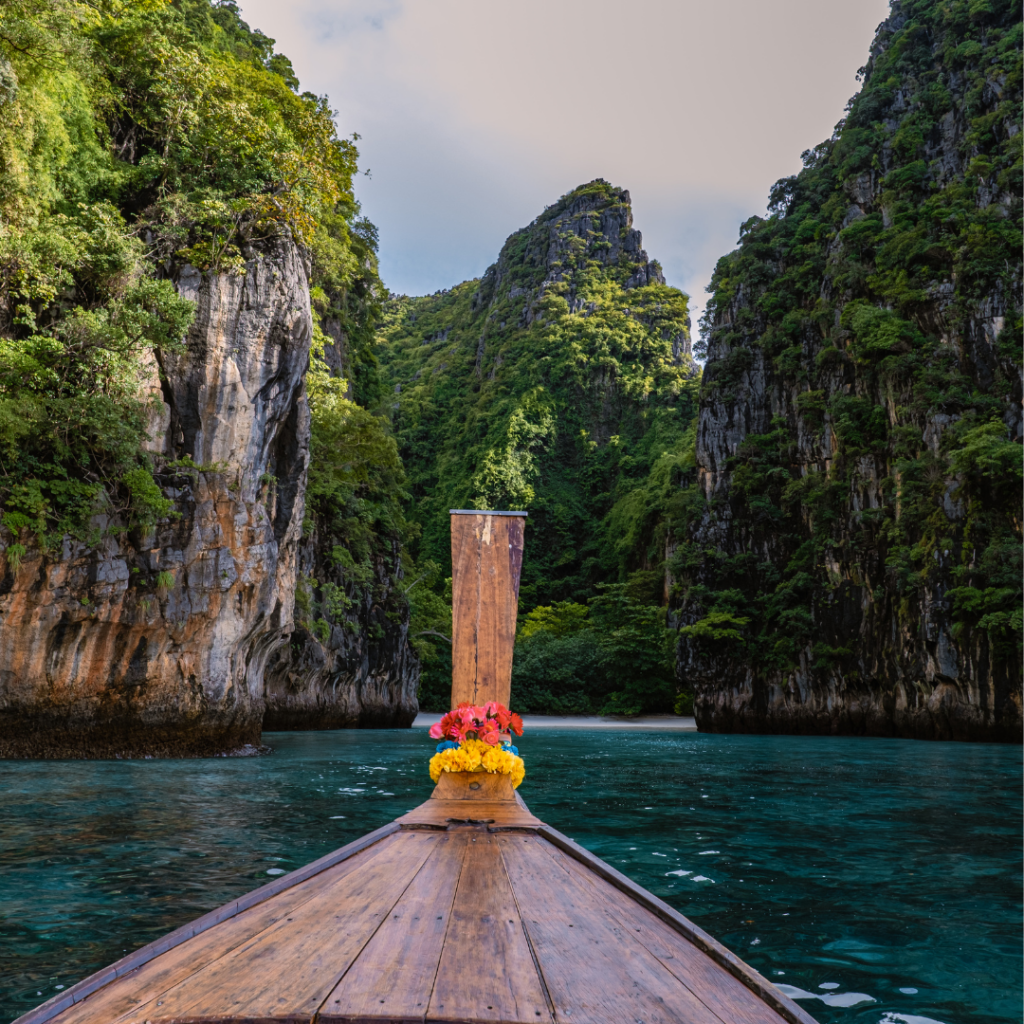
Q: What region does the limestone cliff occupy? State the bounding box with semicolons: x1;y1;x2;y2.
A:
673;0;1022;741
0;238;311;756
0;236;417;756
0;0;419;757
261;267;420;732
375;181;696;712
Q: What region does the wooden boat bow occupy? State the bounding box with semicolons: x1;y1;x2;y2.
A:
15;512;817;1024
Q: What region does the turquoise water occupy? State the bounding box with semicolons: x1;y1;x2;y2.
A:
0;730;1019;1024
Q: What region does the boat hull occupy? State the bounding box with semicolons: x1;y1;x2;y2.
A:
16;778;816;1024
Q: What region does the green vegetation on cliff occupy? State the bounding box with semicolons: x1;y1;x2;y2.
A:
375;181;697;713
673;0;1022;727
0;0;403;647
0;0;352;539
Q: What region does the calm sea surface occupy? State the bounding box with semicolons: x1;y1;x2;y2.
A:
0;730;1019;1024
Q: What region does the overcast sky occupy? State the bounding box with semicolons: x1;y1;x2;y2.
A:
237;0;891;326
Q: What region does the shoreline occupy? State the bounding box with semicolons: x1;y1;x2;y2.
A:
411;713;698;731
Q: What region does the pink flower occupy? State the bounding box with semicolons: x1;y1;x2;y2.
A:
477;720;501;745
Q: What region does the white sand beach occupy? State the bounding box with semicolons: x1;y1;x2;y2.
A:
412;713;698;731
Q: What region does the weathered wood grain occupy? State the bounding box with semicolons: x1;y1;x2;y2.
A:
319;834;469;1022
30;810;819;1024
450;512;525;709
112;832;440;1023
498;835;728;1024
542;840;791;1024
33;824;401;1024
534;827;818;1024
429;836;552;1023
395;800;540;829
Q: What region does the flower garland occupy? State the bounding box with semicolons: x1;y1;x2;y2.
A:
429;739;526;788
428;702;525;788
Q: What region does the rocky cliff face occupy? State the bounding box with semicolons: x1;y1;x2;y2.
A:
0;235;418;756
0;238;311;756
260;271;420;732
674;0;1022;741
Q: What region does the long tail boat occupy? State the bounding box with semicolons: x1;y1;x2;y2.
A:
16;511;817;1024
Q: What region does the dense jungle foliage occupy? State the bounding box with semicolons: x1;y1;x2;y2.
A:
674;0;1022;680
375;181;699;714
0;0;401;638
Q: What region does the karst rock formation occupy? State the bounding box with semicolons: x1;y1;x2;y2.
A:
0;240;416;757
675;1;1022;741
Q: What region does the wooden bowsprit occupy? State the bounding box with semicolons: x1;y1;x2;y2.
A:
449;510;525;710
15;511;818;1024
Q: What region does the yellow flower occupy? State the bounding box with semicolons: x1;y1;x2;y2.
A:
428;740;526;787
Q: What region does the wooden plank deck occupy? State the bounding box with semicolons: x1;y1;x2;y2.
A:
18;782;817;1024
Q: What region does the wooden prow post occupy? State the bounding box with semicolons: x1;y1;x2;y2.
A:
449;510;526;710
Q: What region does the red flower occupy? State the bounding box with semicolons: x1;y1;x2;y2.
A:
429;702;523;743
477;720;502;745
456;706;479;732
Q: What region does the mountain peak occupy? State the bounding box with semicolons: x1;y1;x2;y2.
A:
474;180;666;320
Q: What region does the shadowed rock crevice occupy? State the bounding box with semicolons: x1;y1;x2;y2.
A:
262;526;419;731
